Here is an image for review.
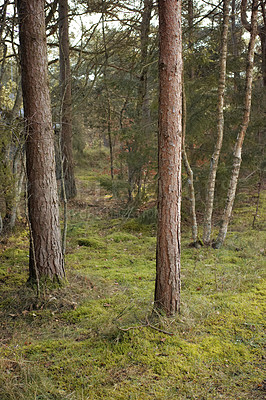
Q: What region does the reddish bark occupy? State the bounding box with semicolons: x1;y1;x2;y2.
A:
154;0;182;315
18;0;65;281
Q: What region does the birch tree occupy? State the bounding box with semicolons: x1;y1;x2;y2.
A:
241;0;266;87
182;81;199;245
202;0;230;245
214;0;258;248
59;0;77;200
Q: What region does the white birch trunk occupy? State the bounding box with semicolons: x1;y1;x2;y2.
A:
214;0;258;248
202;0;230;245
182;81;198;244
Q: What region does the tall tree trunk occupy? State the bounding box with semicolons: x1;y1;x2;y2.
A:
182;80;198;245
18;0;65;282
126;0;153;202
59;0;77;200
102;10;114;183
259;25;266;87
231;0;241;88
203;0;230;245
0;1;8;86
214;0;258;249
135;0;153;199
241;0;266;87
187;0;195;79
3;83;24;232
252;168;264;229
137;0;153;126
154;0;182;315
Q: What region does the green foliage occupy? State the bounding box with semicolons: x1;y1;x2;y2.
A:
0;80;17;110
138;207;157;225
99;175;129;198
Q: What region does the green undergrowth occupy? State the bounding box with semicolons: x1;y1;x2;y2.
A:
0;192;265;399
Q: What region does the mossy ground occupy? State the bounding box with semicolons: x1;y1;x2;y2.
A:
0;161;265;399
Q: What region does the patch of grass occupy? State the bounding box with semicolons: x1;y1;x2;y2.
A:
0;188;265;399
106;232;137;243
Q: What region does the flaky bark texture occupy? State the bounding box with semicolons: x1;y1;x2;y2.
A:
154;0;182;315
59;0;77;200
202;0;230;245
242;0;266;87
214;0;258;248
18;0;65;281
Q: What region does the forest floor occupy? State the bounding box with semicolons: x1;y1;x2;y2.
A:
0;149;265;400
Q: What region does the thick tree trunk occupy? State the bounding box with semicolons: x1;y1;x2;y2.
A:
203;0;230;245
18;0;65;282
154;0;182;315
214;0;258;248
59;0;77;200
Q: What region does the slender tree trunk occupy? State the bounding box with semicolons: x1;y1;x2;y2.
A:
203;0;230;245
135;0;153;199
18;0;65;282
137;0;153;126
182;81;198;245
5;83;24;231
126;0;153;202
252;168;263;229
259;26;266;87
214;0;258;248
183;0;198;245
231;0;241;88
154;0;182;315
0;1;8;90
101;10;114;182
9;154;25;230
241;0;266;87
187;0;195;79
1;82;23;232
59;0;77;200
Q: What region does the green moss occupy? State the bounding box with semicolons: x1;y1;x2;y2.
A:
122;218;154;234
0;186;265;400
106;232;137;242
77;237;105;249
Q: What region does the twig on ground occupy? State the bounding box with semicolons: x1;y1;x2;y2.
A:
118;318;174;336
